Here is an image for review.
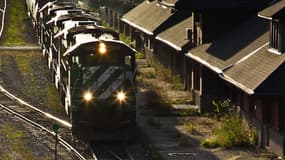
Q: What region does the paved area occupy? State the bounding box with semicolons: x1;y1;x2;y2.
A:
137;90;219;160
136;90;277;160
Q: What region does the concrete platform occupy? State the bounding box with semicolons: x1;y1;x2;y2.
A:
136;91;275;160
136;91;220;160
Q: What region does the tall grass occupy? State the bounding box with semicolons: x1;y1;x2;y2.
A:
2;0;28;45
201;99;257;148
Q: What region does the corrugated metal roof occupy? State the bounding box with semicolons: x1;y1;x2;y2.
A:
186;16;285;94
188;17;269;70
121;0;175;35
224;47;285;93
258;0;285;19
156;16;192;51
174;0;271;11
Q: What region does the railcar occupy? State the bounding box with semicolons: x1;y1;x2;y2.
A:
25;0;137;140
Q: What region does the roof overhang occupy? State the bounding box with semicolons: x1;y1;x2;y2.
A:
186;52;255;95
257;14;272;20
121;18;153;35
156;36;182;51
186;52;222;74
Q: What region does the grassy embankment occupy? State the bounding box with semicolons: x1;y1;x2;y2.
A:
0;0;63;113
1;0;27;45
0;122;51;160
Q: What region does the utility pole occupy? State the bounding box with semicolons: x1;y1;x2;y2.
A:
53;124;59;160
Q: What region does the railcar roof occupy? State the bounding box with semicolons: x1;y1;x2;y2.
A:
47;13;99;25
67;26;118;39
64;40;136;57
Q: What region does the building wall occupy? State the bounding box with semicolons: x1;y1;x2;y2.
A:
188;60;231;112
154;41;185;78
243;96;285;156
188;57;285;155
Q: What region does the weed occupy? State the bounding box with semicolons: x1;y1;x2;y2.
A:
0;123;51;160
201;114;257;148
183;122;200;135
46;85;63;114
211;99;235;119
2;0;28;45
201;137;220;148
119;33;136;47
136;52;145;59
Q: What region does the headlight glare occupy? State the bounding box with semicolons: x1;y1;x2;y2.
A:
83;91;93;102
116;91;126;103
98;42;107;55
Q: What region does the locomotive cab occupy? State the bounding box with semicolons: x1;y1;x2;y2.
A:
64;40;137;140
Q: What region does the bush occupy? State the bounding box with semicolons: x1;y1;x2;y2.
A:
215;115;247;147
135;52;145;59
212;99;235;119
201;114;257;148
201;138;220;148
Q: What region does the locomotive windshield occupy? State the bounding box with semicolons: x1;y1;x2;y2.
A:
68;41;136;71
80;51;134;70
79;43;135;69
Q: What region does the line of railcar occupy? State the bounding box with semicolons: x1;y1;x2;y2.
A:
25;0;137;140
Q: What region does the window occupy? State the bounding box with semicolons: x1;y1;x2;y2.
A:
125;56;131;67
270;20;279;49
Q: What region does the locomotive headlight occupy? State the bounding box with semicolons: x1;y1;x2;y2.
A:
116;91;126;103
98;42;107;55
83;91;93;102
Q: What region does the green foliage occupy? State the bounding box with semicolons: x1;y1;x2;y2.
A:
201;114;257;148
215;115;247;147
0;124;23;139
184;122;200;135
135;52;145;59
119;33;136;47
172;74;184;90
2;0;28;45
212;99;235;118
46;85;62;113
0;123;51;160
152;62;184;90
201;138;220;148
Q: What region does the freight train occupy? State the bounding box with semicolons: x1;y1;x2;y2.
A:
25;0;137;140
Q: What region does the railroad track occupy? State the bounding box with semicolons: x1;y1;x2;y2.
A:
0;84;150;160
91;143;136;160
0;0;6;38
0;85;92;160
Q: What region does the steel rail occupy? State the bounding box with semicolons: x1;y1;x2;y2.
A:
0;0;6;38
123;144;135;160
98;144;135;160
0;103;86;160
0;85;72;128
